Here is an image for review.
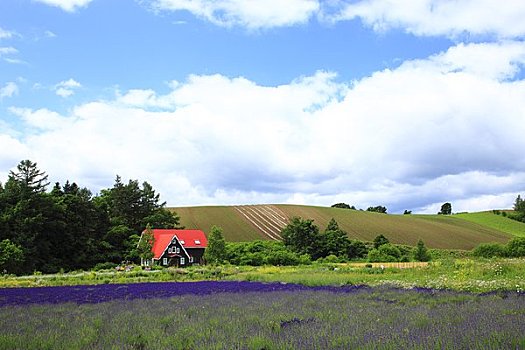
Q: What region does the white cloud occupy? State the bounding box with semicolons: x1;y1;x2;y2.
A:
2;41;525;212
33;0;93;12
330;0;525;39
54;78;82;98
0;82;19;100
0;47;18;56
148;0;319;29
0;28;16;40
9;107;70;130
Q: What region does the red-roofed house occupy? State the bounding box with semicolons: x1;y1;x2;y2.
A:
141;229;208;267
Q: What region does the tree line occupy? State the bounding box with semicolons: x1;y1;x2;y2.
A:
205;217;431;266
0;160;181;274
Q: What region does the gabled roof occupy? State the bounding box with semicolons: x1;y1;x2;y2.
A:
149;229;208;260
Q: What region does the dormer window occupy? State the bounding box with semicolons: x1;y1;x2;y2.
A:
180;240;185;245
195;240;201;245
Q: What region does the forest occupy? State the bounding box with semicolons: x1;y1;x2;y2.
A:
0;160;181;274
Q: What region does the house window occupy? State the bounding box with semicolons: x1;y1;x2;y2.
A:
180;257;185;265
168;247;172;253
176;247;180;254
189;256;193;263
163;258;168;265
195;240;201;245
180;240;185;245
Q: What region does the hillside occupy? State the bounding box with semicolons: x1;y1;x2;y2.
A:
170;204;515;250
453;211;525;238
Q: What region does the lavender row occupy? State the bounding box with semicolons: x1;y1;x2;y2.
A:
1;287;524;349
0;281;373;306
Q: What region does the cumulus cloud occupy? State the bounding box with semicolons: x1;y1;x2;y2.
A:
147;0;319;29
33;0;93;12
329;0;525;39
54;78;82;98
0;82;19;100
2;41;525;212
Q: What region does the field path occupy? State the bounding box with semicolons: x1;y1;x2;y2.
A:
234;205;288;240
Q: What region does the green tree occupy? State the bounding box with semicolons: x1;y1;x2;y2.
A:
366;206;387;213
347;239;368;259
281;217;321;258
322;218;350;258
439;202;452;215
331;203;356;210
135;224;155;263
0;239;25;274
0;160;60;273
511;195;525;223
373;234;390;249
95;176;181;262
514;195;525;213
413;239;431;262
204;225;226;264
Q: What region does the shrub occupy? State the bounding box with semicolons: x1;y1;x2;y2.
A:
93;262;118;271
506;237;525;257
368;244;401;262
472;243;507;258
266;250;301;266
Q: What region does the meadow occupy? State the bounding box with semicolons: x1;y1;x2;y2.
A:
1;281;524;349
2;258;525;293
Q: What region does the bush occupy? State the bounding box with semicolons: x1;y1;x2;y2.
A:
472;243;507;258
368;244;401;262
506;237;525;257
93;262;118;271
266;250;301;266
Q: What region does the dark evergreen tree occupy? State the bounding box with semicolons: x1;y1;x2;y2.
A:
95;176;181;263
413;239;431;262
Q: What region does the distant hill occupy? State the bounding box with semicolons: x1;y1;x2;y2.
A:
169;204;522;250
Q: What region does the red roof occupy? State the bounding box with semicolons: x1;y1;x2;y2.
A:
149;229;208;259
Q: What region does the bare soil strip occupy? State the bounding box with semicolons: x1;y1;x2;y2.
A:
234;206;282;240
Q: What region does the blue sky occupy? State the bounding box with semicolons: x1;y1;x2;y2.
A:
1;0;525;213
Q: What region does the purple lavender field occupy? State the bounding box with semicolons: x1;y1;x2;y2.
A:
0;281;524;349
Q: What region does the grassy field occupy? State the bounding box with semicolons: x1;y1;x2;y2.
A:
2;258;525;293
171;204;514;250
454;211;525;237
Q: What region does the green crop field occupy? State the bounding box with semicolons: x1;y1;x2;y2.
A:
454;211;525;237
170;204;513;250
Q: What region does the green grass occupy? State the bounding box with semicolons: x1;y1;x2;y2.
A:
171;204;513;250
454;211;525;237
3;258;525;293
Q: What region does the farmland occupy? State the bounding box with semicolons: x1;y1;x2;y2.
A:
172;204;520;250
1;281;524;349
